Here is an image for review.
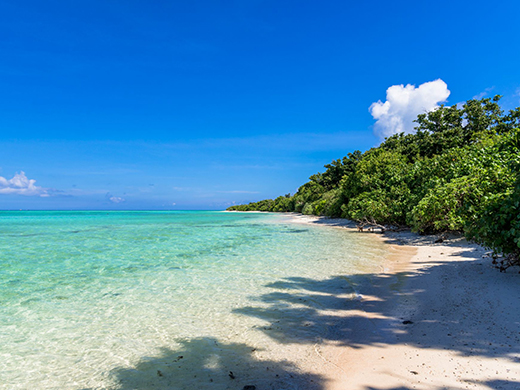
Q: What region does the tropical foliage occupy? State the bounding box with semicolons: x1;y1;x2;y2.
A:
228;96;520;270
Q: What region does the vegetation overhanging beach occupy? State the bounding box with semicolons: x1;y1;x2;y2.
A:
229;96;520;272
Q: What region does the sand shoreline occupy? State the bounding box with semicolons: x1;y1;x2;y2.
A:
283;214;520;390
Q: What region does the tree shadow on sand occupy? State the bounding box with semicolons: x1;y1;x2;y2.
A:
94;337;325;390
233;240;520;362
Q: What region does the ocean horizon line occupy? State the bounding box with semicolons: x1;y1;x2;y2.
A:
0;208;228;212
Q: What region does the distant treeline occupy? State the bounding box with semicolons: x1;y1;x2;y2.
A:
228;96;520;270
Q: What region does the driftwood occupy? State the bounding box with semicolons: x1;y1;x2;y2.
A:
355;218;386;233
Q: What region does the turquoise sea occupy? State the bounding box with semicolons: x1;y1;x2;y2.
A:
0;211;387;389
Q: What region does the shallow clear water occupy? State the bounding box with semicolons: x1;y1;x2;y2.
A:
0;211;387;389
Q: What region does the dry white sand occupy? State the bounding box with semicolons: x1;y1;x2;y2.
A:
286;214;520;390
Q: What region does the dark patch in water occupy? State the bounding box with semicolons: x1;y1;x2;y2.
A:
102;292;122;298
21;298;41;305
8;233;44;237
281;229;308;234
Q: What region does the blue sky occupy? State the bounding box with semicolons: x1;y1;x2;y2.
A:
1;0;519;210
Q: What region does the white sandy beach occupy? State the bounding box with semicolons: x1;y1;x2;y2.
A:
287;214;520;390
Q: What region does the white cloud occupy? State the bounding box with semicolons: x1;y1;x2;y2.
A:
472;86;495;100
105;192;125;203
370;79;450;139
109;196;125;203
0;171;49;196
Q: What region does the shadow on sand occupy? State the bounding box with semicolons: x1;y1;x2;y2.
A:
101;337;324;390
234;268;520;359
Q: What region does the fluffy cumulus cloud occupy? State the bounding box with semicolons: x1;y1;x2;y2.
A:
370;79;450;139
0;171;49;196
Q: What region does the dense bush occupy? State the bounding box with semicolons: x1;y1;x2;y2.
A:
464;130;520;270
227;97;520;270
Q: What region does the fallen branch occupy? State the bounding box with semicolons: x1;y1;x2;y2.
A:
355;218;386;233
